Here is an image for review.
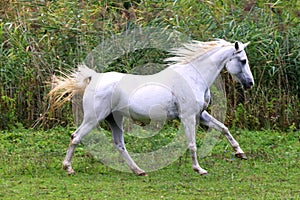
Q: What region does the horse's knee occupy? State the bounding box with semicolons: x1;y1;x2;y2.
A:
188;144;197;152
221;126;229;134
70;134;81;145
71;139;80;145
114;143;126;152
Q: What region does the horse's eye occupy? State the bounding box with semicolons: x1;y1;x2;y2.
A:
241;60;247;65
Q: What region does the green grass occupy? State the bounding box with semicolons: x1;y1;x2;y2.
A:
1;0;299;130
0;127;299;199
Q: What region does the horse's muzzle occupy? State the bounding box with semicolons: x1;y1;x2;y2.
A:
243;80;254;90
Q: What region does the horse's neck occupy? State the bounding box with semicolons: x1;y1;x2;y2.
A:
188;46;233;88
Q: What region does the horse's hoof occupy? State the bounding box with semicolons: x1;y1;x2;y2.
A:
201;172;209;176
235;153;248;160
138;172;148;176
67;169;75;175
193;168;208;175
63;164;75;175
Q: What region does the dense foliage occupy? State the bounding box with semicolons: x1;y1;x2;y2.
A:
0;0;299;130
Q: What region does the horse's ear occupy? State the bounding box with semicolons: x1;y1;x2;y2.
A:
244;41;250;48
234;41;239;51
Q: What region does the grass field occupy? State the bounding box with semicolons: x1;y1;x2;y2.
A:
0;127;299;199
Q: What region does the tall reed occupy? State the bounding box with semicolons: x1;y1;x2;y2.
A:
0;0;299;130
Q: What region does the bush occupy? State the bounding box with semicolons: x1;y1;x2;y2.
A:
0;0;299;130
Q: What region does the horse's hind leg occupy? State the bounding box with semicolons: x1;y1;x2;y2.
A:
106;113;147;176
199;111;247;159
63;118;98;175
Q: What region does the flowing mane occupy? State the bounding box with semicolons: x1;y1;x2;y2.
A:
165;39;233;64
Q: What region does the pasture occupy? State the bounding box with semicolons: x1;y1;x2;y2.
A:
1;127;299;199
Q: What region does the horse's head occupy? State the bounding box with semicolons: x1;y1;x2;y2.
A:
225;41;254;90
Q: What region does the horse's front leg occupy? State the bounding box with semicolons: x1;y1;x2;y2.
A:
200;111;247;159
181;115;208;175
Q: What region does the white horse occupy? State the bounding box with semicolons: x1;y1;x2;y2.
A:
49;39;254;176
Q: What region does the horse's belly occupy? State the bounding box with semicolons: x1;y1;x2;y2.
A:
118;84;178;121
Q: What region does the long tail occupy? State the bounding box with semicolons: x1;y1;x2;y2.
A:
48;65;96;109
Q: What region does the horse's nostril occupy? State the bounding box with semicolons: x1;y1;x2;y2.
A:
244;81;254;89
